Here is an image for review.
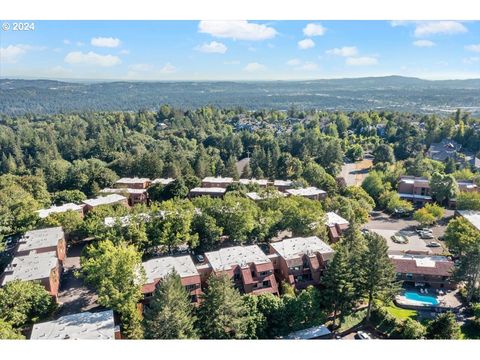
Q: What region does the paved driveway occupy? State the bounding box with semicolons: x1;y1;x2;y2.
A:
56;242;100;317
364;211;453;255
340;159;373;187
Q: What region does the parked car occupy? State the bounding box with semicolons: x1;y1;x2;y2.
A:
195;254;205;263
392;208;412;218
419;231;434;239
391;235;408;244
355;331;371;340
427;241;441;248
416;228;433;234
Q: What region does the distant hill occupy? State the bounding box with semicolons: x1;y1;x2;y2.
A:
1;76;479;116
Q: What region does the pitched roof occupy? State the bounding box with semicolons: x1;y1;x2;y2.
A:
325;212;349;227
457;210;480;231
205;245;271;272
17;227;64;253
270;236;334;261
30;310;115;340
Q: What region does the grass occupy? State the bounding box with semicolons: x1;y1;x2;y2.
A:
384;304;418;320
337;309;367;332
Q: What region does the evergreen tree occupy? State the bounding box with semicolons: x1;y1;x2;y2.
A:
144;271;198;339
197;275;249;339
426;312;461;339
358;233;398;321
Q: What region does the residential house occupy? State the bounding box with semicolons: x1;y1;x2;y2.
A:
389;254;455;289
269;236;334;290
82;194;128;213
427;139;480;170
0;251;62;298
286;187;327;201
115;177;151;189
15;227;66;262
203;245;279;295
325;212;350;242
30;310;119;340
142;255;202;304
201;176;234;188
36;203;84;219
272;180;294;192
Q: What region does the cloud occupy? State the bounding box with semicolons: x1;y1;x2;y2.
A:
414;21;467;37
243;62;266;72
463;57;479;64
326;46;358;57
198;20;277;41
64;51;121;67
346;56;378;66
413;40;436;47
196;41;227;54
465;44;480;53
298;38;315;50
160;63;176;74
303;23;326;37
91;37;121;48
286;58;302;66
0;45;28;63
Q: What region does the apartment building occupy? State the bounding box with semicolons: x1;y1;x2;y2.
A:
189;187;226;198
36;203;85;219
100;187;148;206
82;194;128;213
201;176;234;188
203;245;279;295
15;227;66;262
142;255;202;304
269;236;334;290
115;177;151;189
286;187;327;201
151;178;175;186
30;310;119;340
272;180;294;192
325;212;350;242
389;254;455;290
397;176;432;206
238;178;269;187
0;251;62;298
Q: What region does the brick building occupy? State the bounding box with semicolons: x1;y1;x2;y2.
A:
15;227;67;262
286;187;327;201
203;245;279;295
188;187;226;198
82;194;128;213
115;177;151;189
325;212;350;243
36;203;85;219
100;187;148;206
201;176;234;188
269;236;334;290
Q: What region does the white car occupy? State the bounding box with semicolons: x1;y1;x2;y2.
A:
427;241;441;248
355;331;371;340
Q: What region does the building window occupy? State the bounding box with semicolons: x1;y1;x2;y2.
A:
263;280;270;287
259;271;269;277
251;270;256;278
234;273;241;281
191;295;197;303
185;284;197;291
406;273;413;280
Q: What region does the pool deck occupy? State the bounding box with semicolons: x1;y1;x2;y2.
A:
395;288;462;310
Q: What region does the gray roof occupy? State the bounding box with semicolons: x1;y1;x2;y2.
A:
142;255;198;283
457;210;480;231
82;194;127;207
286;187;326;197
36;203;84;219
1;251;58;285
17;227;64;253
30;310;115;340
270;236;334;261
205;245;271;271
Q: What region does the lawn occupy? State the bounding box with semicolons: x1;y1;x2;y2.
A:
337;309;367;332
384;304;418;320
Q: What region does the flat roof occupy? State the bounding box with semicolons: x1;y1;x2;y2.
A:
100;188;147;194
239;178;269;186
286;187;326;197
285;324;331;339
104;213;152;227
325;212;349;227
270;236;334;261
189;187;226;194
1;251;58;285
82;194;127;207
143;255;198;283
116;177;150;184
457;210;480;231
202;176;234;184
17;227;64;253
30;310;115;340
205;245;271;271
245;191;286;201
36;203;84;219
151;178;175;185
273;180;293;187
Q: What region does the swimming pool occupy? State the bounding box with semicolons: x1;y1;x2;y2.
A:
404;291;439;306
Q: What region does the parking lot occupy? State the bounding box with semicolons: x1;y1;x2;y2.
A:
364;211;453;255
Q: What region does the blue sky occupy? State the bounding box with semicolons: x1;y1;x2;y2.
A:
1;20;479;80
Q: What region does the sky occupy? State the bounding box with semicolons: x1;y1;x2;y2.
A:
1;20;479;81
